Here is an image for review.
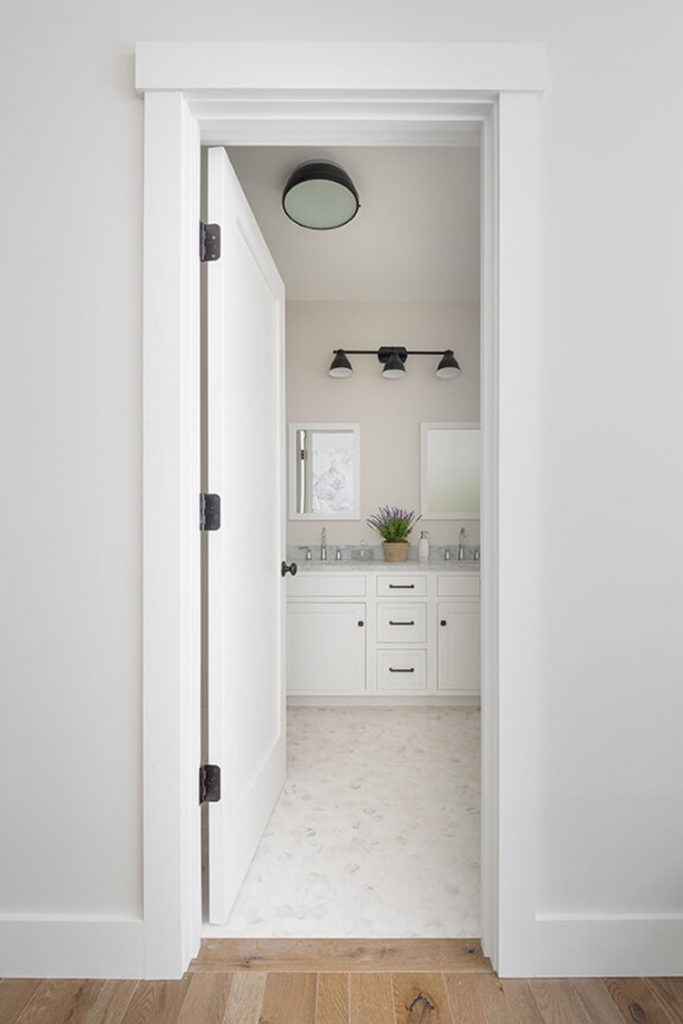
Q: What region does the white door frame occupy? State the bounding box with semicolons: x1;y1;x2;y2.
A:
137;42;545;979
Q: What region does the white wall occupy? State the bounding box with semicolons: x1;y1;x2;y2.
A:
286;301;480;549
1;0;682;977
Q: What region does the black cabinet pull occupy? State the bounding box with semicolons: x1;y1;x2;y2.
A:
440;619;447;626
389;620;415;626
357;620;364;627
389;667;415;673
281;561;298;577
389;584;415;589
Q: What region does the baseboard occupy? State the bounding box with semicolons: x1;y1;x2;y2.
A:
522;914;683;978
0;917;145;979
287;695;481;707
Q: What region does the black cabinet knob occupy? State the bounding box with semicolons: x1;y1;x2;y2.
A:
281;561;298;577
358;620;364;627
440;619;447;626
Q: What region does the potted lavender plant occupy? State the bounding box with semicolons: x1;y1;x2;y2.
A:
366;506;421;563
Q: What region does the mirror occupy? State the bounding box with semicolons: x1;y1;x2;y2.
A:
289;422;361;519
420;423;480;519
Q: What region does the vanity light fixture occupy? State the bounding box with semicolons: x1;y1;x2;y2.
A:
327;347;462;381
435;350;462;379
328;349;354;378
379;347;408;379
282;161;360;230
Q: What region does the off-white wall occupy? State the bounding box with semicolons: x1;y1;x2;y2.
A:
1;0;683;972
286;301;480;550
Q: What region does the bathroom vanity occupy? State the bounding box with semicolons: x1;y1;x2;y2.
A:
286;562;480;702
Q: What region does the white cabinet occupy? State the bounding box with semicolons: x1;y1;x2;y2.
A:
287;601;366;693
377;650;427;691
377;602;427;644
437;600;481;692
287;570;480;700
376;574;427;597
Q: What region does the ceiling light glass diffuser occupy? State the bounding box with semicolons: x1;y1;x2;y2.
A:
282;161;360;230
435;350;462;379
328;350;353;378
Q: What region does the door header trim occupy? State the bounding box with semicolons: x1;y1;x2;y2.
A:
135;42;547;95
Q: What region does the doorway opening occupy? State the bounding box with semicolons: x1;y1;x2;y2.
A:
140;46;545;977
201;143;483;940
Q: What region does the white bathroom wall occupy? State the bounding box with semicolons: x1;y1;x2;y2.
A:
1;0;683;978
286;301;480;549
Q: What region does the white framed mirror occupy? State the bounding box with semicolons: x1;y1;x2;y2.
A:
420;422;480;519
289;422;361;520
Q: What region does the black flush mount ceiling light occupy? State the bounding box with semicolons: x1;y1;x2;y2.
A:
327;347;462;380
282;161;360;230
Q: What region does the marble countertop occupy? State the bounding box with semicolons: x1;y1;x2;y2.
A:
294;559;480;573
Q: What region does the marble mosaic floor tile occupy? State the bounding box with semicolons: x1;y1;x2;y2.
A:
205;706;480;938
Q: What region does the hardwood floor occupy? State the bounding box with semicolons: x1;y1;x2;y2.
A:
1;940;682;1024
190;939;491;973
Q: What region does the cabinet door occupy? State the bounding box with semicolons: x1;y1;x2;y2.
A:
437;600;480;692
287;602;366;693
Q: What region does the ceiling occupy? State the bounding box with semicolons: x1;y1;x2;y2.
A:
226;146;480;303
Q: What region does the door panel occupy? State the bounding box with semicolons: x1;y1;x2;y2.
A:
287;603;367;693
206;146;286;923
437;600;481;692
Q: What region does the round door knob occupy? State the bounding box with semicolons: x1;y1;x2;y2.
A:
440;619;447;626
281;561;298;577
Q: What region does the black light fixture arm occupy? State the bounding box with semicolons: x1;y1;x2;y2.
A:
332;349;452;356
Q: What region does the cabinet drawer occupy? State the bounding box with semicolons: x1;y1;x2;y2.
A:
437;574;480;598
377;602;427;643
377;650;427;691
287;573;366;598
376;574;427;597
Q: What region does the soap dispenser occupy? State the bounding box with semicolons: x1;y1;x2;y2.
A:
418;530;430;563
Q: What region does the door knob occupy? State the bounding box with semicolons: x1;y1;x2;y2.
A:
281;561;298;577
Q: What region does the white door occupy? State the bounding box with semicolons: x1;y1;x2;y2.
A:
206;146;287;923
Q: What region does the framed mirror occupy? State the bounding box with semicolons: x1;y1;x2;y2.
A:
420;422;480;519
289;422;361;520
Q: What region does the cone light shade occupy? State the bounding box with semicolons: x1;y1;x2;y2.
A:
381;350;407;379
283;161;360;230
328;350;353;378
435;350;462;379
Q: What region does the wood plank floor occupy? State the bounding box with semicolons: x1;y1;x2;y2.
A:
190;938;492;973
1;972;682;1023
2;940;682;1024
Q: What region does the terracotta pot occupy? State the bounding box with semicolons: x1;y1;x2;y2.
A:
383;540;410;563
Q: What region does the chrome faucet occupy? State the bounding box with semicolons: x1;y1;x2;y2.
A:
458;527;467;561
320;527;328;561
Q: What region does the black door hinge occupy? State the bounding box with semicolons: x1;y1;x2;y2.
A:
200;221;221;262
199;764;221;804
200;492;221;531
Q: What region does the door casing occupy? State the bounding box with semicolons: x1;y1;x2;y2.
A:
138;42;545;979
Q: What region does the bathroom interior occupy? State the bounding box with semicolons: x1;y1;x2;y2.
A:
204;143;482;939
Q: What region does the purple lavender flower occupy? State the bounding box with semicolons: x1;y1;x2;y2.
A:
366;506;421;541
